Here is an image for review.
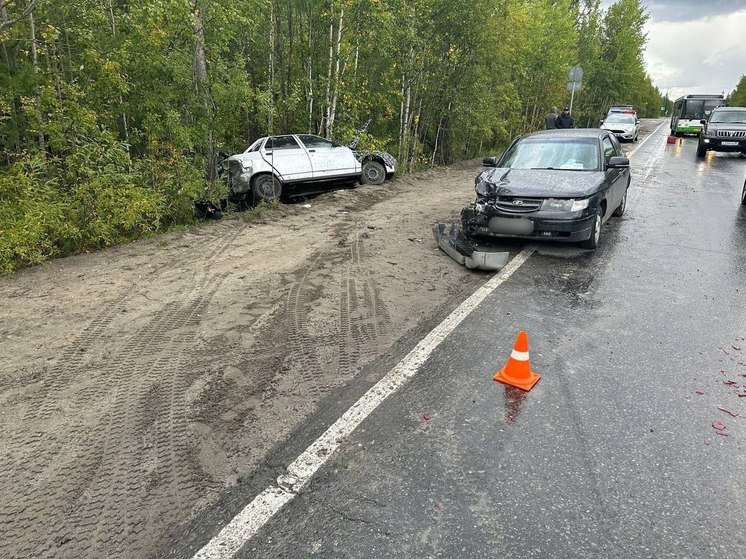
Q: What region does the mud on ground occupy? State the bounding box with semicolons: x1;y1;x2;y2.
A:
0;159;489;558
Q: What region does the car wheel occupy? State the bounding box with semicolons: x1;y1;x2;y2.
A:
696;140;707;158
612;187;627;217
579;205;603;250
251;174;282;202
361;160;386;185
741;179;746;206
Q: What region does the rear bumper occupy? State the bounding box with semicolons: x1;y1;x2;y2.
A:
461;204;596;243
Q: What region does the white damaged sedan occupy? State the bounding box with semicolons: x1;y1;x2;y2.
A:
222;134;396;202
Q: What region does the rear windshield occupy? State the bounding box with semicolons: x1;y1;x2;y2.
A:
710;111;746;124
501;138;600;171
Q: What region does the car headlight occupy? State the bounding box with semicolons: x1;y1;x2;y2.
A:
541;198;589;212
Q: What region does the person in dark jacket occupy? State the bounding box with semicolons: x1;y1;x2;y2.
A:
545;106;558;129
555;107;574;129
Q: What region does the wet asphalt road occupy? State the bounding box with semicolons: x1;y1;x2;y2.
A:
170;123;746;558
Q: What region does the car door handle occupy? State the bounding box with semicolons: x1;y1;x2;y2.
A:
308;149;316;153
265;151;273;155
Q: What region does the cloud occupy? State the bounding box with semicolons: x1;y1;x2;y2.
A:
643;0;745;22
644;10;746;97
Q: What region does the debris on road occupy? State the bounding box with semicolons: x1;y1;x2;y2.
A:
712;421;726;430
717;406;739;418
432;223;509;272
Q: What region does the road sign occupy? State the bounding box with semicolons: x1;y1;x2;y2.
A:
568;66;584;82
566;82;582;92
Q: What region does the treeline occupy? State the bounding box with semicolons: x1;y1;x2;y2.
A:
0;0;662;273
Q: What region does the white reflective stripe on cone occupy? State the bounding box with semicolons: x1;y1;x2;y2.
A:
511;350;530;361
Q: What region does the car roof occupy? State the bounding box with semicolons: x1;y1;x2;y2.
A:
712;106;746;111
520;129;612;140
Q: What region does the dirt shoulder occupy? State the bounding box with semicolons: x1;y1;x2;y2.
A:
0;121;660;558
0;156;489;558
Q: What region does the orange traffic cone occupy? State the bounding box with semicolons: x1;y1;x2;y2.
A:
493;331;541;391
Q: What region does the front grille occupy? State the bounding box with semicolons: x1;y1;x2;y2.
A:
493;197;543;214
717;130;746;138
609;129;626;134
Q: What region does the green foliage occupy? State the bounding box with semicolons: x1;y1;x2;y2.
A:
729;76;746;107
0;0;674;272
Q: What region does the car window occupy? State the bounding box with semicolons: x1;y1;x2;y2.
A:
710;111;746;124
265;136;300;150
605;114;635;124
602;137;616;164
297;135;335;148
501;138;600;171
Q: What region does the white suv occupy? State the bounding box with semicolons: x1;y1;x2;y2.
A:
222;134;396;202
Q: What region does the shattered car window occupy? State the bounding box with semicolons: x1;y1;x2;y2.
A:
245;138;264;153
502;138;600;171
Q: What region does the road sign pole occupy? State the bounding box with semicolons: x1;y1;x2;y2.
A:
569;82;576;114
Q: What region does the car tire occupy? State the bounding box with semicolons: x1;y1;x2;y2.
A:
251;174;282;202
612;186;628;217
696;140;707;158
741;179;746;206
361;160;386;185
579;205;603;250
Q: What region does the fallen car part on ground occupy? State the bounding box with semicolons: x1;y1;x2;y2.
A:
432;223;510;271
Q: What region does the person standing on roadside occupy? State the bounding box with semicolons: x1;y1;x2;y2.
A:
545;106;558;129
555;107;574;129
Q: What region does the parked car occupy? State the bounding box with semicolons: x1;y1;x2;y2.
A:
462;129;630;249
696;107;746;158
608;105;637;118
221;134;396;202
600;112;639;142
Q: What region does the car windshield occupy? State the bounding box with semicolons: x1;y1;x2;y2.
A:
605;115;636;124
502;138;600;171
245;138;264;153
710;111;746;124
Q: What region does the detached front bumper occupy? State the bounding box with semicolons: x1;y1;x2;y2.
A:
461;203;596;243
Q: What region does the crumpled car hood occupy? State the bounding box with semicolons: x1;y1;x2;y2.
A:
476;168;607;199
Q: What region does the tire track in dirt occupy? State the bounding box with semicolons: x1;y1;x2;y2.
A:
0;223;248;559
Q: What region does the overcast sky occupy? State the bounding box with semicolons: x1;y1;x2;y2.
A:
602;0;746;99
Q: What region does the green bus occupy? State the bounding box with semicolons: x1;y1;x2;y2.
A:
670;94;725;136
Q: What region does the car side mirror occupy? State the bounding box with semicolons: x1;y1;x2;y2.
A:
599;119;604;124
700;119;707;125
482;156;498;167
608;156;630;168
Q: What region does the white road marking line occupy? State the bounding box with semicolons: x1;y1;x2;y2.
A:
627;120;668;160
193;246;536;559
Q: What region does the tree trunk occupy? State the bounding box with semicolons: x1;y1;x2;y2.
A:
306;10;313;133
192;0;215;179
28;4;45;154
327;7;343;138
322;0;334;137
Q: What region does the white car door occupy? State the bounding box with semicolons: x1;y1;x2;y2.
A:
296;134;360;178
262;135;312;181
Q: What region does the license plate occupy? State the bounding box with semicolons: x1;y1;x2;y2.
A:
489;217;534;235
722;141;739;146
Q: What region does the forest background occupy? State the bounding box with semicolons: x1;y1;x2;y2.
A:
0;0;669;272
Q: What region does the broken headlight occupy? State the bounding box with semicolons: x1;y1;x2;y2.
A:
540;198;589;212
475;180;494;199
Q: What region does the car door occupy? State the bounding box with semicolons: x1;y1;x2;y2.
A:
602;135;624;213
296;134;359;179
262;135;312;181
